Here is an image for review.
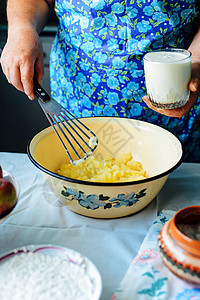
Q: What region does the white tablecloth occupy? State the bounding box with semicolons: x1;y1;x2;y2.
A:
0;152;199;299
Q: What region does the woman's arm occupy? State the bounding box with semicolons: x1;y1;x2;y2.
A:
0;0;55;100
143;28;200;118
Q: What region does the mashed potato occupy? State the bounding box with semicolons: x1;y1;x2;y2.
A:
57;152;148;183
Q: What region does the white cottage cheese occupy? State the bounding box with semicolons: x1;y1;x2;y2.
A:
89;136;98;148
73;136;98;166
0;252;93;300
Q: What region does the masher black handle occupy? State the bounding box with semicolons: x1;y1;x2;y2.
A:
33;79;50;103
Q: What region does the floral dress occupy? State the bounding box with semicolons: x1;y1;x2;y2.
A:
49;0;200;162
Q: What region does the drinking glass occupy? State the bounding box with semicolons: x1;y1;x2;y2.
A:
143;49;192;109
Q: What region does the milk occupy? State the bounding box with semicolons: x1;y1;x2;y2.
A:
144;49;191;108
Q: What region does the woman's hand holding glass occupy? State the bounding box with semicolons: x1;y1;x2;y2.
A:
143;60;200;118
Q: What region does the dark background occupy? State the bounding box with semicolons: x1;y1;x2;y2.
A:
0;1;58;153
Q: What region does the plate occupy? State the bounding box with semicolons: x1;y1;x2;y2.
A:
0;170;20;224
0;244;102;300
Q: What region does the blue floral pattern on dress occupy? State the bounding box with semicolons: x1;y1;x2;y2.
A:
50;0;200;162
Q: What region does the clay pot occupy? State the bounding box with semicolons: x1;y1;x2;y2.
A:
158;206;200;284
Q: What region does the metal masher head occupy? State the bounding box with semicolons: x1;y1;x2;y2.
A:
34;81;98;165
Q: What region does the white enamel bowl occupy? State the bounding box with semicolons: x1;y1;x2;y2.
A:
27;117;183;218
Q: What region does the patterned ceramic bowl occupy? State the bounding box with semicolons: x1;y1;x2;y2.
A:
158;206;200;284
27;117;183;218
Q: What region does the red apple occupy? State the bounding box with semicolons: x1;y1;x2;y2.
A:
0;165;2;178
0;178;17;219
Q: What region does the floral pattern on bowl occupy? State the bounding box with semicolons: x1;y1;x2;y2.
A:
61;187;147;210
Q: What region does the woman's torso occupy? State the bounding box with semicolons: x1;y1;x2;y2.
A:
50;0;200;162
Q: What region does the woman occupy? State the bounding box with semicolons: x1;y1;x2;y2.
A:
1;0;200;161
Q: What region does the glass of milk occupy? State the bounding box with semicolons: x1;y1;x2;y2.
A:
143;49;192;109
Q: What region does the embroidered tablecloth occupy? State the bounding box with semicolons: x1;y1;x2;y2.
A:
112;210;200;300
